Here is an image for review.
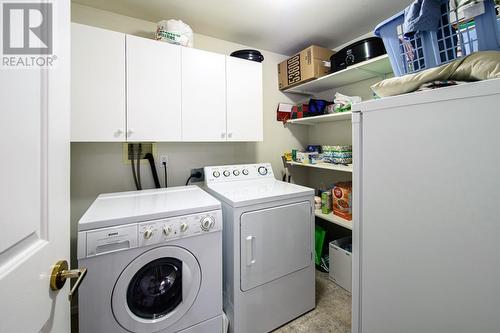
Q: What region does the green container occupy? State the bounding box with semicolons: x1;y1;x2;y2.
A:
321;191;332;214
315;225;326;265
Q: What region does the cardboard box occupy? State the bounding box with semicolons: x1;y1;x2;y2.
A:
332;182;352;221
278;45;334;91
277;103;293;122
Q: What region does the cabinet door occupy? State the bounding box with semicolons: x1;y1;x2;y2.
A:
226;57;263;141
126;35;182;141
71;23;126;142
181;48;226;141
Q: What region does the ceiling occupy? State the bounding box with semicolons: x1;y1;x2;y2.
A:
73;0;409;55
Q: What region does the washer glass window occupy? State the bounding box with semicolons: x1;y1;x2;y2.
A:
126;258;183;319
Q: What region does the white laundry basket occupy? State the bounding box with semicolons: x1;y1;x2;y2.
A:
329;237;352;292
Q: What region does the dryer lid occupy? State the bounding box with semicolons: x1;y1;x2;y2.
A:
206;179;313;207
78;186;221;231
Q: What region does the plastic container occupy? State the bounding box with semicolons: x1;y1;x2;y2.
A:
329;237;352;292
374;0;500;76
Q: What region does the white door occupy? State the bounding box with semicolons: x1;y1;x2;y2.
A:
126;35;182;141
71;23;126;142
181;47;226;141
0;1;72;332
226;56;263;141
240;201;312;291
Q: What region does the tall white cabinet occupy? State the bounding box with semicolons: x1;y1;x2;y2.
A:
71;23;126;142
181;48;227;141
226;56;263;141
126;35;182;141
71;23;263;142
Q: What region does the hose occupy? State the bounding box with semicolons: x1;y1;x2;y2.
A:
136;144;142;190
144;153;161;188
130;145;140;190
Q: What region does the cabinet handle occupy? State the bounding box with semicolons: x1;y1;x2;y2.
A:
221;132;226;138
127;129;134;137
228;132;233;138
115;129;123;137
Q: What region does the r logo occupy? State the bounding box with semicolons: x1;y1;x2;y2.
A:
2;2;52;55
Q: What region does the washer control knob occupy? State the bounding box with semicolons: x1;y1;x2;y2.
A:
180;223;189;232
223;170;231;177
144;228;153;240
213;171;220;178
163;225;172;236
201;217;213;231
242;169;249;175
233;170;240;176
258;166;268;176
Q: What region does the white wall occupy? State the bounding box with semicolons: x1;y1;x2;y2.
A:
70;3;309;267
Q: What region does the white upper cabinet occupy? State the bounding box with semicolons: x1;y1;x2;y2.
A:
71;24;263;142
181;47;227;141
71;23;126;142
226;56;263;141
126;35;182;141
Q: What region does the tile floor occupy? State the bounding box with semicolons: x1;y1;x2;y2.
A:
274;271;352;333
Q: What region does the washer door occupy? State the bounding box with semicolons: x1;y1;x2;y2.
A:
112;246;201;332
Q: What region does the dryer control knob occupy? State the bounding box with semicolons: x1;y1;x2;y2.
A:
213;171;220;178
242;169;249;175
163;225;172;236
144;228;153;240
258;166;268;175
233;170;240;176
200;217;213;231
180;223;188;232
223;170;231;177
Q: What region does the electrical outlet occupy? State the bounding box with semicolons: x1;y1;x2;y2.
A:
190;168;204;182
160;155;168;165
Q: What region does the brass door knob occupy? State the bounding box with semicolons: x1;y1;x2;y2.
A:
50;260;87;301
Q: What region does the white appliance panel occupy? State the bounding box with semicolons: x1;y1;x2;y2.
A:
240;201;311;291
79;186;221;231
353;79;500;333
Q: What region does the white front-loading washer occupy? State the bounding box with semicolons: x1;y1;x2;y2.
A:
204;163;315;333
77;186;223;333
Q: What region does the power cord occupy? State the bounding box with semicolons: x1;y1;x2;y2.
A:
185;171;202;186
163;162;168;188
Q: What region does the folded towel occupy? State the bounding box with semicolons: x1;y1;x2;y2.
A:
403;0;442;38
371;51;500;97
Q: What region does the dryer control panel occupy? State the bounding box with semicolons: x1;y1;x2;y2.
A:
78;209;222;259
204;163;274;183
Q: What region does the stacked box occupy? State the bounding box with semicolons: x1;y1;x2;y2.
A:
278;45;335;90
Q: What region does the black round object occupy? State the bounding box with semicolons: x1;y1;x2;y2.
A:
126;257;183;320
230;49;264;63
330;37;386;73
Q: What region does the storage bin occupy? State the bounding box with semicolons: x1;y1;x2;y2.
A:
374;0;500;76
329;237;352;292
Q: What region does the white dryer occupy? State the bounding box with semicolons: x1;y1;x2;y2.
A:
204;163;315;333
77;186;223;333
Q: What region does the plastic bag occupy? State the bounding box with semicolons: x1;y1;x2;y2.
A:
156;19;194;47
332;92;361;113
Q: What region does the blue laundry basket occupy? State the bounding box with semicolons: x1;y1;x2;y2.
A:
375;0;500;76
